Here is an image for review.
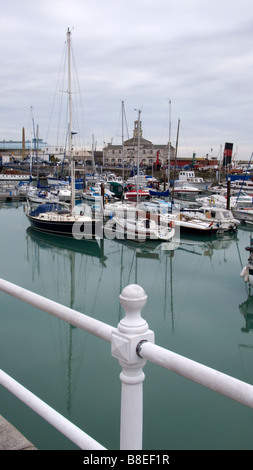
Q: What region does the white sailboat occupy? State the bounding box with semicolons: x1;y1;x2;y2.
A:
27;28;102;239
106;214;175;242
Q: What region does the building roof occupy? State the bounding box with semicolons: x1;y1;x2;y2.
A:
123;136;153;146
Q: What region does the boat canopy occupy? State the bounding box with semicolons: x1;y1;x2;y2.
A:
149;189;170;197
29;203;70;217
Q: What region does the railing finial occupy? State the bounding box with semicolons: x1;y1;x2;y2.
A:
118;284;148;334
111;284;154;450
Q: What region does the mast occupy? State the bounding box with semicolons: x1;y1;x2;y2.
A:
168;99;171;183
218;144;222;184
92;134;96;173
122;100;125;189
136;109;141;205
36;124;39;183
22;127;25;160
67;27;75;216
171;118;180;202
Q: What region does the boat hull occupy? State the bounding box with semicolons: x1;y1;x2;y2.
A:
27;214;102;239
174;221;218;235
232;208;253;224
106;216;174;242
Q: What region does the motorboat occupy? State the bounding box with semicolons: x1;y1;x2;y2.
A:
129;200;218;235
105;214;175;242
172;183;200;195
177;170;211;191
158;211;219;235
230;179;253;194
196;191;253;208
181;205;239;233
124;186;150;201
137;198;218;235
232;207;253;226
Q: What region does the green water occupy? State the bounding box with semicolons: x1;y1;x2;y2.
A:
0;202;253;450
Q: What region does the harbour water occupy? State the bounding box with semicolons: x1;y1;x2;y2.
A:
0;201;253;450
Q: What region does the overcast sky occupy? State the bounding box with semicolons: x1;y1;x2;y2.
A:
1;0;253;161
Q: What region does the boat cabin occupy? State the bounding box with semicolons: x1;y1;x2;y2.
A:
178;170;204;184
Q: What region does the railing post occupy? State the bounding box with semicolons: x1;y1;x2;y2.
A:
111;284;154;450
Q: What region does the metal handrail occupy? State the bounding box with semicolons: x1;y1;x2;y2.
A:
138;341;253;408
0;369;106;450
0;278;116;342
1;278;253;450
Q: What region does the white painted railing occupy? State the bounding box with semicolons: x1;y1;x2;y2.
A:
1;277;253;450
0;369;106;450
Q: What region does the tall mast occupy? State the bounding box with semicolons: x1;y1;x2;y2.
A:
171;118;180;202
168;99;171;183
122;100;125;188
136;109;141;205
22;127;25;160
67;28;72;153
67;27;75;215
92;134;96;173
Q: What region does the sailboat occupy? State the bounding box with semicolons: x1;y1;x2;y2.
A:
27;28;102;239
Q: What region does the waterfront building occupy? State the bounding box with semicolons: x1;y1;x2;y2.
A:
103;119;175;168
40;145;93;164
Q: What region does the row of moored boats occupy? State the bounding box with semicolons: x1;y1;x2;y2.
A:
2;169;253;242
17;169;253;242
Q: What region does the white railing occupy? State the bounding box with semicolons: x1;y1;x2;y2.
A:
1;277;253;450
0;369;106;450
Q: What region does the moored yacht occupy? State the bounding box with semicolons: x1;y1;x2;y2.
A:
177;170;211;191
180;205;239;233
105;213;175;242
26;29;102;240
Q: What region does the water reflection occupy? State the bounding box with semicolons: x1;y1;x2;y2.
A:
239;295;253;333
25;227;108;414
179;232;238;257
26;226;106;264
24;225;240;412
25;227;239;317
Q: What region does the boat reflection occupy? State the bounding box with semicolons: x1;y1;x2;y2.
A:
26;226;107;266
239;295;253;333
25;226;108;414
113;231;238;258
179;232;238;258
